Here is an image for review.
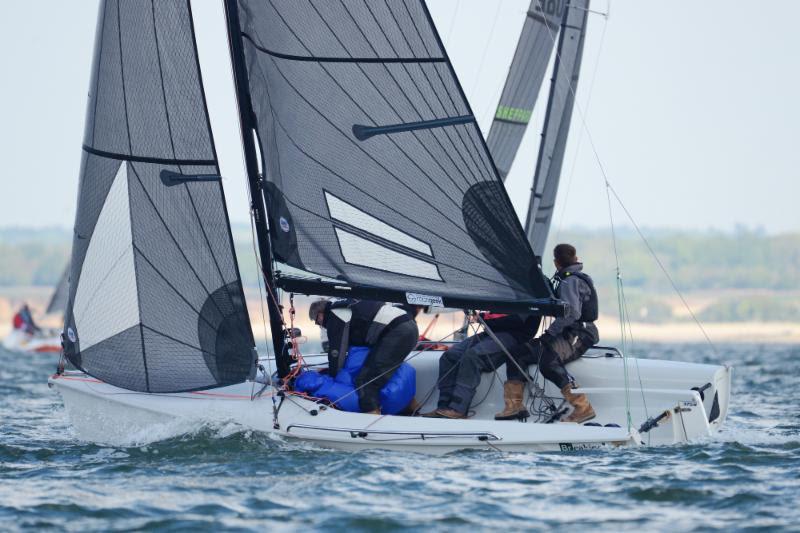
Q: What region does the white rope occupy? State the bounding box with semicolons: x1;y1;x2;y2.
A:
540;0;716;353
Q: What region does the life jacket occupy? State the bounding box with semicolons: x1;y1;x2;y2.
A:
553;270;599;322
12;313;25;330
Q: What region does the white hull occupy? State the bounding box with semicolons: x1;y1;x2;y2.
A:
3;329;61;354
49;348;731;453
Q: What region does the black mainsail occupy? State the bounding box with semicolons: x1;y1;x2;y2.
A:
229;0;562;315
524;0;590;256
62;0;255;393
485;0;564;181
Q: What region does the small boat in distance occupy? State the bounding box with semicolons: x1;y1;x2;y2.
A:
50;0;731;452
3;266;68;354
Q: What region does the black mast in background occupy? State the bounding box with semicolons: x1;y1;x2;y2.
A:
223;0;288;377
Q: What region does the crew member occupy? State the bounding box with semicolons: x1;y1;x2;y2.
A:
13;304;41;335
309;299;418;414
421;311;538;419
497;243;600;423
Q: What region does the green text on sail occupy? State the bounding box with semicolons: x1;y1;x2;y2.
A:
495;105;532;124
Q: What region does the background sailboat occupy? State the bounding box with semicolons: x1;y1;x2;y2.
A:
486;0;564;183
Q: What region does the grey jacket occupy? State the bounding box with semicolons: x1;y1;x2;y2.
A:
547;263;596;338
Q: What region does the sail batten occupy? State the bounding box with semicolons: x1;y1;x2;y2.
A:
64;0;255;393
234;0;559;313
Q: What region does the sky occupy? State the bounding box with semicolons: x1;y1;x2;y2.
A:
1;1;798;234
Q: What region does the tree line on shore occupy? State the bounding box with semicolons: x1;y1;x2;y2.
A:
2;226;797;322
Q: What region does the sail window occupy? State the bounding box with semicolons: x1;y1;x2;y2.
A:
324;191;432;256
72;163;140;351
333;228;442;281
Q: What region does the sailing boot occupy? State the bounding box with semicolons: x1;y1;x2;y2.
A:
420;408;467;419
401;397;424;416
560;383;595;423
494;380;530;421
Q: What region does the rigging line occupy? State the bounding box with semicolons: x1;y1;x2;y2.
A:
391;1;499;180
220;0;275;370
364;0;492;185
602;151;633;431
540;1;717;355
313;1;483;190
469;0;504;98
419;1;547;264
444;0;461;49
554;11;608;241
250;211;274;366
607;183;718;355
618;273;650;443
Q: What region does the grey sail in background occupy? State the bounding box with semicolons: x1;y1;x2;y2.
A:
485;0;564;181
525;0;589;256
45;264;70;315
233;0;560;314
63;0;255;393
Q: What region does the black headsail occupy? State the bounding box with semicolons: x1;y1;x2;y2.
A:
486;0;565;181
229;0;564;316
525;0;590;256
62;0;255;393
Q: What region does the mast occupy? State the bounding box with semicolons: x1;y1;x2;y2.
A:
486;0;564;182
222;0;288;377
524;0;589;256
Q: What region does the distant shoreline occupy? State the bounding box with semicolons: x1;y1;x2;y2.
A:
1;287;797;345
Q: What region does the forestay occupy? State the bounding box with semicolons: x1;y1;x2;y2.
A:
62;0;255;393
234;0;561;314
525;0;589;256
486;0;564;181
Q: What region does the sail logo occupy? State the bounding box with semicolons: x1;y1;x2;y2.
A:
67;327;77;343
406;293;444;307
535;0;566;20
279;217;290;233
495;105;532;124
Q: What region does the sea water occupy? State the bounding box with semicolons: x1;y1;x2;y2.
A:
0;343;798;531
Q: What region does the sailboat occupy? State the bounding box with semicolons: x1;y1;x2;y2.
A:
3;265;69;354
50;0;731;452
